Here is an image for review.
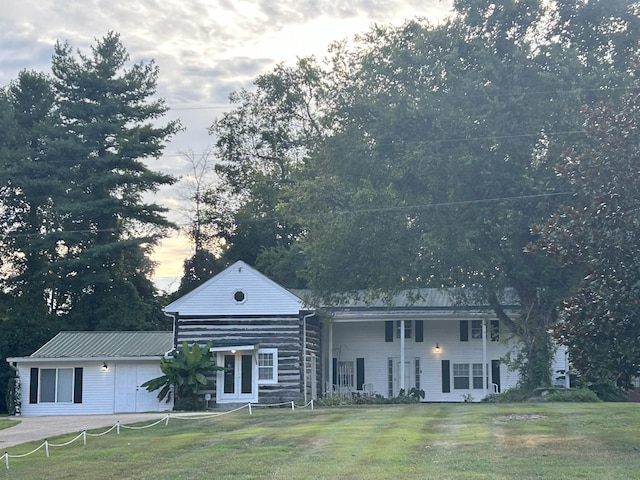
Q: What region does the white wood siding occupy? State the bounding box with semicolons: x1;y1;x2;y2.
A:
329;320;520;402
164;261;303;316
16;360;171;416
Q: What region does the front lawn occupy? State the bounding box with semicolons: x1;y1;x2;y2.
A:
2;403;639;479
0;417;19;432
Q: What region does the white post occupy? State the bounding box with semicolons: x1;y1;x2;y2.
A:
400;320;406;393
117;421;120;435
248;403;252;415
4;452;9;470
328;322;334;394
311;353;318;400
565;348;571;389
291;401;295;411
165;414;170;426
482;320;487;399
83;430;87;446
45;440;49;458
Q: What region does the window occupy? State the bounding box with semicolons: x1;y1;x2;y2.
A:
472;364;484;389
453;363;470;389
337;361;354;390
471;320;483;339
257;349;277;384
40;368;74;403
396;320;413;339
490;320;500;341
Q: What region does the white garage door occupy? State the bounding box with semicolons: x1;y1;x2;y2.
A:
114;364;165;413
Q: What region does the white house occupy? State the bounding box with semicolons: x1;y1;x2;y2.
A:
8;261;568;414
7;331;174;416
163;261;559;404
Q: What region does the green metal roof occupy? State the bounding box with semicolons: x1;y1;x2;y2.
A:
29;331;173;359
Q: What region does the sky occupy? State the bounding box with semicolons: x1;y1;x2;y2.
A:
1;0;453;292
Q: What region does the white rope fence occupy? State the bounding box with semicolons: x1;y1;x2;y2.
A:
1;400;315;470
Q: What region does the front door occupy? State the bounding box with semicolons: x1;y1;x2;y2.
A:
391;358;416;397
217;352;257;403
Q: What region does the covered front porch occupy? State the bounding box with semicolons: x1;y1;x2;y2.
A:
321;309;516;402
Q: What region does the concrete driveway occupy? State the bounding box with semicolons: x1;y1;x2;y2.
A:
0;413;168;451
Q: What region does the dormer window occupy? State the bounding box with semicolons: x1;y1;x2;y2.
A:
233;290;246;303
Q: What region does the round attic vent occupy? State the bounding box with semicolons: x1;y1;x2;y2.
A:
233;290;246;303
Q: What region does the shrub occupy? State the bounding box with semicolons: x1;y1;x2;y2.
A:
483;386;532;403
546;387;601;402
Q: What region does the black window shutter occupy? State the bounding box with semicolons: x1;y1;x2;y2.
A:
459;320;469;342
441;360;451;393
415;320;424;342
490;320;500;341
385;321;394;342
332;357;337;387
356;358;365;390
30;368;39;404
491;360;501;392
74;367;83;404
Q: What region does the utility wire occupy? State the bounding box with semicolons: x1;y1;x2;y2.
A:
0;191;572;239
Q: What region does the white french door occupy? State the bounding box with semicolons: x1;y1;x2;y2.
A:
390;358;416;397
217;352;257;403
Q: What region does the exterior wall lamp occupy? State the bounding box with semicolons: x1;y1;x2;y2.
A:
435;343;441;353
102;362;108;371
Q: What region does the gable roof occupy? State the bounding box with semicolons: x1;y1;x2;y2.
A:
163;260;305;316
23;331;173;359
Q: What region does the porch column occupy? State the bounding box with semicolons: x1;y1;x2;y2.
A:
564;348;571;389
328;321;334;394
482;319;487;398
400;320;406;392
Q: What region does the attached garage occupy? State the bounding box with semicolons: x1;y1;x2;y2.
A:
7;331;174;416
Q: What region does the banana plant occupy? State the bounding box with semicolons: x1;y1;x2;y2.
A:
142;341;223;410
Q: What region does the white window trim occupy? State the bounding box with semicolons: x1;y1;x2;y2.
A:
257;348;278;385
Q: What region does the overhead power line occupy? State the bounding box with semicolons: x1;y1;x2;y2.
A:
1;191;572;239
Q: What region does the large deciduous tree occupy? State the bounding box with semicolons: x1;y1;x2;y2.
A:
208;58;330;287
173;149;228;298
209;0;639;390
536;71;640;390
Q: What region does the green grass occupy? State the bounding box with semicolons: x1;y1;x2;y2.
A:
2;404;640;479
0;418;19;431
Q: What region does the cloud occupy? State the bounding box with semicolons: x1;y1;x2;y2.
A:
1;0;453;290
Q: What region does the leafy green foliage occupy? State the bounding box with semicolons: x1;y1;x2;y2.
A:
0;32;178;410
141;341;222;410
206;1;638;391
545;388;601;403
537;71;640;389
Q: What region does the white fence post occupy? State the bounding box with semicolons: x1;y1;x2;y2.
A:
3;452;8;470
44;440;49;458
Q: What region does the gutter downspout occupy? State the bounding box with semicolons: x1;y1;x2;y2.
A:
302;312;315;404
163;311;178;358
